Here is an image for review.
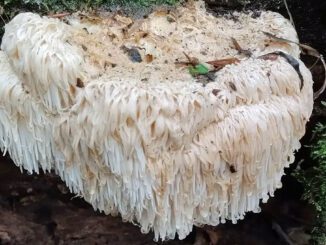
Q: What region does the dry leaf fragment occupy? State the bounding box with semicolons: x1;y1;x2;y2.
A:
259;51;304;90
145;54;154;63
206;58;240;70
48;13;71;18
76;78;84;88
231;38;252;57
262;31;320;57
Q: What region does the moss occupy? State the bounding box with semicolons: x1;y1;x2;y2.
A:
206;0;283;8
0;0;180;40
2;0;179;15
294;102;326;245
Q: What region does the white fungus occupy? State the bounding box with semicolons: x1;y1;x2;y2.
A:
0;0;313;240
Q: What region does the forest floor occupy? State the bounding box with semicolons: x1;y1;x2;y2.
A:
0;0;325;244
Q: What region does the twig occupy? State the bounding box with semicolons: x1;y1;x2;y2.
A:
231;37;252;57
309;56;321;70
183;52;199;66
313;55;326;100
175;52;199;67
283;0;296;30
206;58;240;70
259;51;303;90
262;31;326;99
262;31;319;57
3;11;10;22
0;14;6;26
48;13;71;18
272;221;294;245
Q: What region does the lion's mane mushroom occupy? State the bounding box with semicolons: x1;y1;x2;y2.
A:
0;0;313;241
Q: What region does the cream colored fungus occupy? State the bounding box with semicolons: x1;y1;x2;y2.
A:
0;0;313;240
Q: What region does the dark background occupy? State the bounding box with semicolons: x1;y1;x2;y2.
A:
0;0;325;244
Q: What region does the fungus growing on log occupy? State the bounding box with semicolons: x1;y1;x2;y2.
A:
0;0;314;241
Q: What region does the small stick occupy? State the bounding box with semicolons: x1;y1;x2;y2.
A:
48;13;71;18
206;58;240;68
262;31;320;57
183;52;199;66
232;37;242;52
283;0;296;30
309;56;321;70
175;53;199;67
0;14;6;26
231;37;252;57
313;55;326;100
272;221;294;245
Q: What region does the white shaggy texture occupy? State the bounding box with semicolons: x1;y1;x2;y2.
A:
0;0;314;240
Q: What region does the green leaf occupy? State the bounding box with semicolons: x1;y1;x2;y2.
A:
188;64;209;76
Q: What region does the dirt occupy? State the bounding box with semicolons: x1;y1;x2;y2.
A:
0;0;325;244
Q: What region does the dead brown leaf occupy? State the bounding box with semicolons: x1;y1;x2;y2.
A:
145;54;154;63
206;58;240;69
